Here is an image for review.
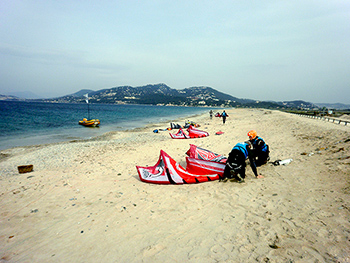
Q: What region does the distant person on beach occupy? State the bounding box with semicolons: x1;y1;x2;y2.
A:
221;110;228;124
247;130;270;167
222;141;264;182
209;110;213;119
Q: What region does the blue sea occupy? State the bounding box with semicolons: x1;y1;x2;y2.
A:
0;101;214;151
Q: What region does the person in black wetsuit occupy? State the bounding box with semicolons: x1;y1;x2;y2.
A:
222;141;264;182
247;130;270;167
221;110;228;124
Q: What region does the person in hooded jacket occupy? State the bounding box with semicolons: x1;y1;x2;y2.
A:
247;130;270;167
222;141;264;182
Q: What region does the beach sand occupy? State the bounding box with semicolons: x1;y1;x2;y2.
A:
0;108;349;262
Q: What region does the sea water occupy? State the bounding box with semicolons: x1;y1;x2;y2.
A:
0;101;214;150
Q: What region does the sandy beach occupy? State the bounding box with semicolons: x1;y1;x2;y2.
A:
0;108;349;262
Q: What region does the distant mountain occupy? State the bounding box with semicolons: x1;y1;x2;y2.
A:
3;83;320;110
38;83;319;109
5;91;42;99
180;86;251;103
69;89;95;97
314;103;350;110
276;100;317;110
0;94;21;100
41;83;250;107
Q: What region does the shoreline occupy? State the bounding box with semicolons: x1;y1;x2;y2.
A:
0;110;215;173
0;109;212;152
0;108;349;262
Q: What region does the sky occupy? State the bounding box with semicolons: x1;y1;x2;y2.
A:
0;0;349;104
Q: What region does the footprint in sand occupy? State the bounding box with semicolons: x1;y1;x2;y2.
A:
142;244;165;258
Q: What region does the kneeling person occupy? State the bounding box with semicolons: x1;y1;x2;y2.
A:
223;141;264;182
247;130;270;167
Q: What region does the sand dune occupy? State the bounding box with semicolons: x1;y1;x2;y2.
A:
0;108;349;262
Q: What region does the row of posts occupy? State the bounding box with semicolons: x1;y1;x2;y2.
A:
297;114;349;126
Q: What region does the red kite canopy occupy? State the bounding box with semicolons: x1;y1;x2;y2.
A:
169;126;209;139
136;150;221;184
186;144;227;163
186;157;225;177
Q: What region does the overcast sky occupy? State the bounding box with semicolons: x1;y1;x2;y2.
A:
0;1;349;103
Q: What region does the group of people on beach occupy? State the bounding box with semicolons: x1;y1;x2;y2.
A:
209;109;269;182
209;110;228;124
223;130;270;183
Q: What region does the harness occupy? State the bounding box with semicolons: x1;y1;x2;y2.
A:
232;142;248;159
253;136;268;152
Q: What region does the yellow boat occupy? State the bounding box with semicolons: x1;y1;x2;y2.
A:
79;93;100;127
79;118;100;127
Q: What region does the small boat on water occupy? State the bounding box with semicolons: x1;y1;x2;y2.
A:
79;118;100;127
79;93;100;127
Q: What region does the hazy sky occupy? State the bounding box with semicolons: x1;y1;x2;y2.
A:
0;1;349;103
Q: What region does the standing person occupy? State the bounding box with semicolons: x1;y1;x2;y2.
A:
209;110;213;119
222;141;264;182
247;130;270;167
221;110;228;124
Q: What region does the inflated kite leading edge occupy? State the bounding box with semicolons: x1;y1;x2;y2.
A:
136;150;222;184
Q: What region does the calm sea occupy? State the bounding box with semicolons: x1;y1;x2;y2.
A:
0;101;213;150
